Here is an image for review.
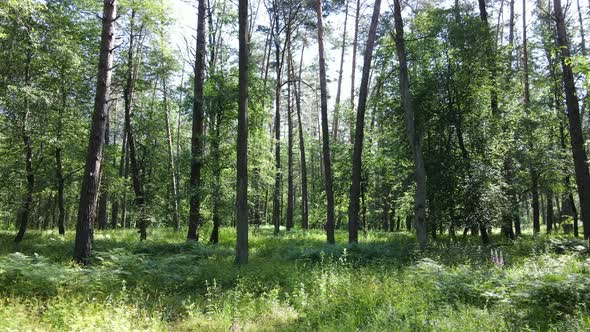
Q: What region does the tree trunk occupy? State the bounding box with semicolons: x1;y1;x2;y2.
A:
349;0;361;143
210;112;222;243
176;65;184;208
478;0;498;116
560;121;580;236
73;0;116;263
554;0;590;240
547;191;554;233
272;7;282;236
315;0;336;244
293;45;309;230
121;149;129;228
393;0;428;247
500;0;516;240
163;79;180;231
508;0;515;58
14;44;34;243
188;0;207;241
235;0;249;264
286;44;294;231
97;103;110;230
531;172;540;233
522;0;541;237
577;0;587;54
112;129;126;229
382;187;390;231
348;0;381;244
123;10;147;241
56;80;66;236
333;0;349;141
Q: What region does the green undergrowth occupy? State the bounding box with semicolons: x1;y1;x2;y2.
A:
0;227;589;331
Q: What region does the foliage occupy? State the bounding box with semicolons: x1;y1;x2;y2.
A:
0;228;589;331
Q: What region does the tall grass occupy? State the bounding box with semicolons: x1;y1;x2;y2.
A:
0;227;588;331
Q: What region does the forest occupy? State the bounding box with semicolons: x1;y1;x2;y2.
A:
1;0;590;330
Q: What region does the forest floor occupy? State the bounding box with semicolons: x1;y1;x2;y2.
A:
0;226;589;331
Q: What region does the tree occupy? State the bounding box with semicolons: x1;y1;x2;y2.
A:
287;39;294;232
522;0;540;235
314;0;336;244
332;0;348;141
293;44;309;230
348;0;381;243
123;9;148;241
13;43;34;243
188;0;207;241
236;0;249;264
349;0;361;143
393;0;427;247
554;0;590;240
97;105;110;230
74;0;117;264
272;0;283;235
163;79;180;231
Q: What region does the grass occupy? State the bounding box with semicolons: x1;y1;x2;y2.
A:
0;226;589;331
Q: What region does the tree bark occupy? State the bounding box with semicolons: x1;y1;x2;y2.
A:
123;10;147;241
554;0;590;240
478;0;498;116
14;33;35;244
560;121;580;236
522;0;541;237
56;78;66;236
188;0;207;241
547;191;554;233
393;0;428;247
531;171;540;233
294;45;309;230
333;0;349;141
349;0;361;143
235;0;249;264
286;43;294;231
348;0;381;243
73;0;116;263
315;0;336;244
209;111;222;243
112;128;126;229
97;103;110;230
577;0;587;54
272;4;282;235
163;79;180;231
499;0;517;240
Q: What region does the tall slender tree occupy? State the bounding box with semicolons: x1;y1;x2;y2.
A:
272;0;283;235
293;44;309;230
349;0;361;143
521;0;540;235
73;0;117;263
554;0;590;240
348;0;381;243
236;0;249;264
333;0;349;141
56;81;66;235
97;104;110;230
188;0;207;241
393;0;428;247
163;79;180;231
123;9;147;240
315;0;336;244
14;50;34;243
